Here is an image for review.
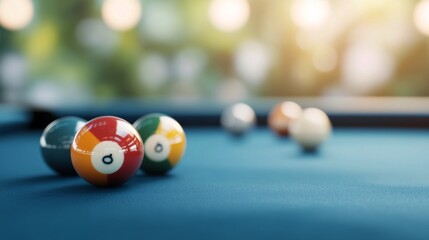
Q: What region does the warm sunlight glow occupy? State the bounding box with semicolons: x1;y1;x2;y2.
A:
291;0;331;31
102;0;142;31
209;0;250;32
0;0;33;30
414;0;429;36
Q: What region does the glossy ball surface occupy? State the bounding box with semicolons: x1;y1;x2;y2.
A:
71;116;144;187
133;114;186;175
221;103;256;135
289;108;332;151
40;117;86;175
268;101;302;137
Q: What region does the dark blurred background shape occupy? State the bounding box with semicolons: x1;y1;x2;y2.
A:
0;0;429;109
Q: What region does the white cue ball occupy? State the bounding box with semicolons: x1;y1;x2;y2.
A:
221;103;256;135
289;108;332;151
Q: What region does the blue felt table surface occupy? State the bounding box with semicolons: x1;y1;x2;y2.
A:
1;128;429;240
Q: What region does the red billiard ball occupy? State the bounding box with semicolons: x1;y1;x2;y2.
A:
70;116;144;187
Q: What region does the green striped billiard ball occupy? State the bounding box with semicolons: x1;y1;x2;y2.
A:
40;117;86;175
133;114;186;175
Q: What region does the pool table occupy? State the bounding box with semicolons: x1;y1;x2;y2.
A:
1;99;429;240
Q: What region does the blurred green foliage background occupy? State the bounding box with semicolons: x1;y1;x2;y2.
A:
0;0;429;107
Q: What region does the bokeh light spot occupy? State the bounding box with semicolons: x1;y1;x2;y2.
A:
141;1;183;44
173;48;207;83
291;0;331;31
138;54;170;90
102;0;142;31
209;0;250;32
414;0;429;36
234;40;272;86
76;18;119;54
0;53;27;89
342;41;395;94
0;0;34;30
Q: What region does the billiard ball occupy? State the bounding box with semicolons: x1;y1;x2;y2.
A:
221;103;256;135
70;116;144;187
289;108;332;151
133;113;186;175
268;101;302;137
40;117;86;175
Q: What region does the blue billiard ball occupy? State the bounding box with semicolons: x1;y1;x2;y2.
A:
40;117;86;175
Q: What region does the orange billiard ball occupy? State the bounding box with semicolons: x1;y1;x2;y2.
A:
268;101;302;137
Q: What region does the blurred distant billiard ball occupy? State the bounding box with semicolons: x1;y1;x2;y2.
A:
71;116;144;187
221;103;256;135
133;113;187;175
40;117;86;175
289;108;332;152
268;101;302;137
